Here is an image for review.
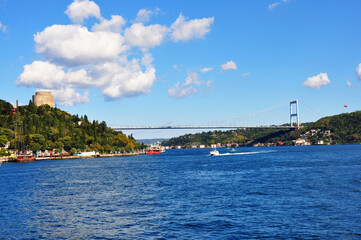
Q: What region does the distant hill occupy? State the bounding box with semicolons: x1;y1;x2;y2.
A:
0;99;145;155
137;138;168;145
162;111;361;146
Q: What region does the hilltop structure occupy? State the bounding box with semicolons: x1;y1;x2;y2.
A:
32;91;54;107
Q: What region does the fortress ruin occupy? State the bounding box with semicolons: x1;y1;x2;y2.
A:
32;91;54;107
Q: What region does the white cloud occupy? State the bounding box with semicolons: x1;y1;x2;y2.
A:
356;63;361;80
242;72;251;77
52;88;90;107
206;80;213;89
221;60;237;71
268;0;290;10
17;0;215;106
268;2;281;10
124;23;169;48
168;71;210;98
168;83;198;98
184;72;201;86
17;58;157;102
171;14;214;42
303;73;331;89
17;61;94;89
93;60;156;99
92;15;126;33
346;80;356;88
65;0;101;23
134;8;160;23
200;67;212;73
17;61;67;89
0;21;7;33
34;24;127;66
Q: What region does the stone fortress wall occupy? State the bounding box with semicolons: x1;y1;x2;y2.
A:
32;91;54;107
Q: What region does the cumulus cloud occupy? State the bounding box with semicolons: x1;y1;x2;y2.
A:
17;59;156;102
65;0;101;23
93;60;156;99
17;61;67;89
200;67;212;73
0;21;7;33
124;23;169;48
34;24;127;66
221;61;237;71
171;14;214;42
134;8;160;23
356;63;361;80
17;0;214;106
52;88;90;107
92;15;126;33
303;73;331;89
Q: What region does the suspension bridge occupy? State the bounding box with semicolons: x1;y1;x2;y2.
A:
111;100;322;131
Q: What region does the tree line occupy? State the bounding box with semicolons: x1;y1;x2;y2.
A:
0;99;145;156
162;111;361;146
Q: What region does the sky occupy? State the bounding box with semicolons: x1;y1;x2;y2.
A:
1;0;361;139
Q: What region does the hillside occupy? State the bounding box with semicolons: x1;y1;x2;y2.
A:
162;111;361;147
0;99;145;155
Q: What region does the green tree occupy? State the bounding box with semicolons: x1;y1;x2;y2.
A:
0;135;8;146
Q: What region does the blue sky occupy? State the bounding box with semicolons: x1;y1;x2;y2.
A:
1;0;361;139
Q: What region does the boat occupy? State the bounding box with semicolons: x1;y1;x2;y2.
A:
145;145;163;155
209;149;219;156
16;154;35;163
231;148;236;152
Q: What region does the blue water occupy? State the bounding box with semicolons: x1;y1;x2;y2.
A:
1;145;361;239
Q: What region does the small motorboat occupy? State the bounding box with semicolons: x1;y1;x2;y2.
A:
209;149;219;156
231;148;236;152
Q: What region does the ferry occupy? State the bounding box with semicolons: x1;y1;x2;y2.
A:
16;154;35;163
145;145;164;155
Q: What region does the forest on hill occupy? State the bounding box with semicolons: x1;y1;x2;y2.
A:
0;99;145;155
162;111;361;147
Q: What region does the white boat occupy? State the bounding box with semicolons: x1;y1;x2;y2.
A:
209;149;219;156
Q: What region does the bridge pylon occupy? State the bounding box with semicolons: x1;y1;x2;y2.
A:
290;100;299;128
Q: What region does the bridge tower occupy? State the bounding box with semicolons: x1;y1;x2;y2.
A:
290;100;299;128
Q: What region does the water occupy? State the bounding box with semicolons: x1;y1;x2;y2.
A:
1;145;361;239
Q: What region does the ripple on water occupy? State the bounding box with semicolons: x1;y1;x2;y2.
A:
0;146;361;239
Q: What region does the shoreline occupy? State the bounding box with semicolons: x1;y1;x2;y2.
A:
0;152;143;163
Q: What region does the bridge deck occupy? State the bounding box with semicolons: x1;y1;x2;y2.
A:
112;126;295;130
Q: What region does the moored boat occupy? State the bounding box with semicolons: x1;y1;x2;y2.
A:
16;154;35;163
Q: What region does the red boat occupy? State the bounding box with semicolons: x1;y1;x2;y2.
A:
16;154;35;163
145;146;163;155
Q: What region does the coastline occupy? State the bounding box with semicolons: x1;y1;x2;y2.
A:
0;152;143;163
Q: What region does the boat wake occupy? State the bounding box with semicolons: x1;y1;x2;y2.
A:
210;150;275;156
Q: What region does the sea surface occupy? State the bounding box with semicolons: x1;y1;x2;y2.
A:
1;145;361;239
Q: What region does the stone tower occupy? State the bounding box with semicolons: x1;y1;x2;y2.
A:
32;91;54;107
